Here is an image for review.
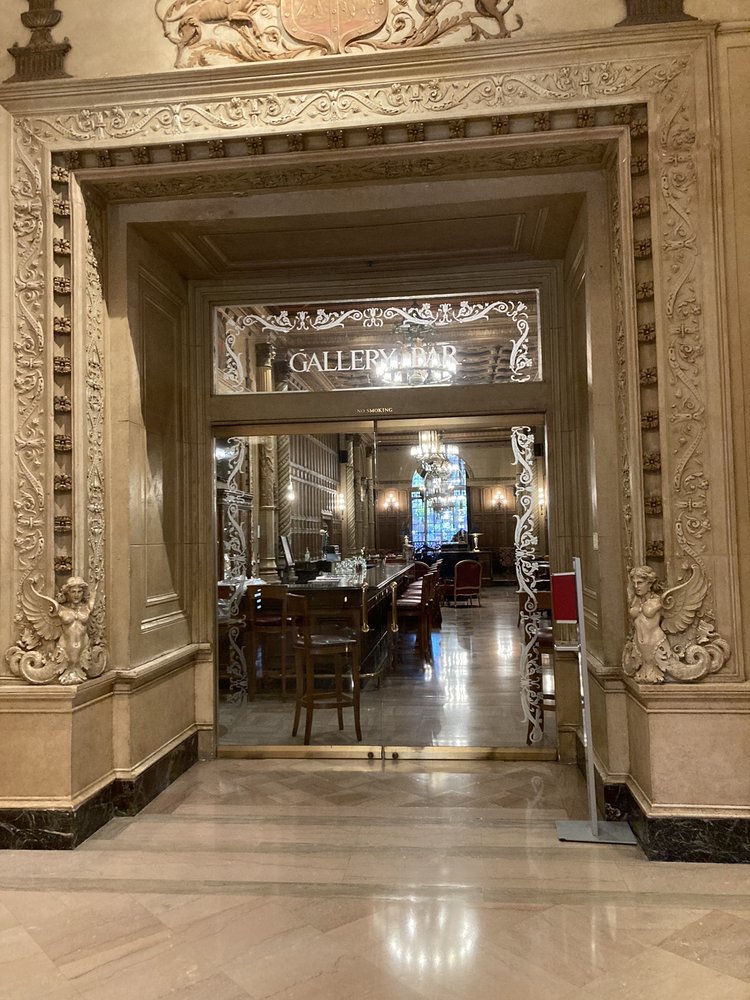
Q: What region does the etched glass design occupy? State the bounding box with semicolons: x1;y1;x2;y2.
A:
214;290;541;394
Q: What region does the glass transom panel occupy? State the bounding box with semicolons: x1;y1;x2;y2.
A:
214;290;541;395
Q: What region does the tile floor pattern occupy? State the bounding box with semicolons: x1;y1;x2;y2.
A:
219;586;557;749
2;759;750;999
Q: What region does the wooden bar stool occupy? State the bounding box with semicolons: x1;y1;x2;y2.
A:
243;584;290;696
287;592;362;745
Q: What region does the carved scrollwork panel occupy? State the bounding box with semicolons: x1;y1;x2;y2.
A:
84;203;107;647
12;119;49;583
512;425;543;743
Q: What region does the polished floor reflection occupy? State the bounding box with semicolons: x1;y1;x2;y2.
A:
2;759;750;999
219;586;556;748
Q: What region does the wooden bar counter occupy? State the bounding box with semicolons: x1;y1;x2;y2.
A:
288;561;413;680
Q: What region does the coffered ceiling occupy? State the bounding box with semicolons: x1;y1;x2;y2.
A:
134;191;584;279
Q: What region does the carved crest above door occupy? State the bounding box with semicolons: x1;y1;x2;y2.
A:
280;0;389;54
155;0;523;66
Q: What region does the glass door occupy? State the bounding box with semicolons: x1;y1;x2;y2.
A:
213;416;557;758
373;417;557;757
215;422;387;755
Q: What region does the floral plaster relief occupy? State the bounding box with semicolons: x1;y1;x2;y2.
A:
5;1;740;80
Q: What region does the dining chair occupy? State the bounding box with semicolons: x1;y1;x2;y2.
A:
286;592;362;745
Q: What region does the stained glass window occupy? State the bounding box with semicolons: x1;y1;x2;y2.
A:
411;453;468;551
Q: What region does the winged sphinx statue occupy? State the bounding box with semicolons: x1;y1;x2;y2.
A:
622;564;729;683
5;575;108;685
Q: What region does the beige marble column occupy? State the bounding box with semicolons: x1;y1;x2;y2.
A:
256;344;280;582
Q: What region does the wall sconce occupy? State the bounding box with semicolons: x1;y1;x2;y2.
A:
337;492;346;514
285;479;295;502
383;491;399;512
537;486;546;519
491;488;506;509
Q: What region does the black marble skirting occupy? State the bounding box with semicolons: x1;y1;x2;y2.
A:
603;781;750;864
0;732;199;850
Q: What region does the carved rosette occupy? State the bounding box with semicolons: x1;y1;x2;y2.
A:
512;426;543;744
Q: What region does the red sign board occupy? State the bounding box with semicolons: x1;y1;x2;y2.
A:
551;572;578;623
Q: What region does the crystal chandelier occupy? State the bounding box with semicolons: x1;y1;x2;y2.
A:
412;431;458;511
375;320;458;387
410;430;459;467
430;485;456;512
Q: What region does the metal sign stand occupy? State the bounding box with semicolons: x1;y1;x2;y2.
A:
555;556;638;846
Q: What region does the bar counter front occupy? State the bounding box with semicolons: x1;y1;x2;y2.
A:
287;560;413;681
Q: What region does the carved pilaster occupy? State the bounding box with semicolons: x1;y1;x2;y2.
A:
83;205;106;646
6;1;71;83
258;438;280;582
277;434;293;542
11;118;50;637
255;342;276;394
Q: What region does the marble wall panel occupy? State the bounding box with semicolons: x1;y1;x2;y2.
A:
70;691;114;799
0;681;115;803
625;690;653;801
126;665;196;770
648;707;750;810
0;705;73;800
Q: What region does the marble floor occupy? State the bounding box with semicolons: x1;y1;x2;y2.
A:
2;758;750;999
219;586;557;749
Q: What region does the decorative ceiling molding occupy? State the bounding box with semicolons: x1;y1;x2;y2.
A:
77;137;612;204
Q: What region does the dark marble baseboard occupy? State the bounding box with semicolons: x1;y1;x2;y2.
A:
0;732;198;850
603;782;750;863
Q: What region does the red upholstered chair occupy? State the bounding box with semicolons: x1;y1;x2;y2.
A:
449;559;482;607
286;592;362;745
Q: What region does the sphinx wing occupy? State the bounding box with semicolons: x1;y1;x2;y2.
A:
661;566;707;635
20;574;62;642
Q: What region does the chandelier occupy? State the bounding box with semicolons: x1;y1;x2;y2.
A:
430;485;456;512
412;431;459;512
375;320;458;387
410;430;459;467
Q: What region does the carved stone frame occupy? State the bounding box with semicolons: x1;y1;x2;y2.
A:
0;24;741;683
